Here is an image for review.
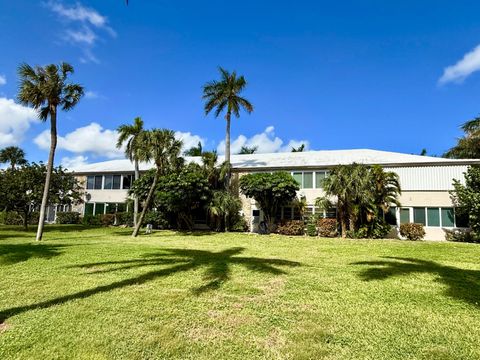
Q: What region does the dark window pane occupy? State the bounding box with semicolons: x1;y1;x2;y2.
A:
413;207;426;225
123;175;132;189
94;203;105;215
113;175;121;189
442;208;455;227
326;208;336;219
292;172;302;187
427;208;440;227
303;172;313;189
104;175;113;190
454;209;469;228
386;207;397;225
86;176;94;190
106;203;117;214
400;208;410;224
94;176;102;189
84;203;94;215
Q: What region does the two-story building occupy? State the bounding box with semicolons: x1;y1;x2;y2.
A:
70;149;480;240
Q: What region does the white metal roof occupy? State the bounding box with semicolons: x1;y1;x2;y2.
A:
70;148;480;174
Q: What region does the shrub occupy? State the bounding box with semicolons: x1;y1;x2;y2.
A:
0;211;23;225
82;214;101;226
56;211;81;224
276;220;305;236
99;214;116;227
317;218;337;237
116;212;134;227
399;223;425;241
305;217;317;236
445;228;480;243
144;211;169;229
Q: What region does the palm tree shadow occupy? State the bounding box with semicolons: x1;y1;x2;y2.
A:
353;257;480;307
0;243;66;265
0;247;300;323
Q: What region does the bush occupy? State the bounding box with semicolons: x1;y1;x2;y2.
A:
317;218;337;237
0;211;23;225
305;216;317;236
445;228;480;243
82;214;102;226
56;211;81;224
116;212;134;227
99;214;116;227
399;223;425;241
144;211;169;229
276;220;305;236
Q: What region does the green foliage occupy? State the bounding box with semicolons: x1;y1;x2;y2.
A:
82;214;101;226
450;165;480;237
275;220;305;236
444;117;480;158
305;217;317;236
56;212;81;224
399;223;425;241
207;190;242;232
99;214;116;227
317;218;338;237
291;143;305;152
239;172;299;233
0;163;83;229
144;211;170;229
0;146;27;170
184;141;203;157
238;145;257;154
116;212;134;227
445;228;480;243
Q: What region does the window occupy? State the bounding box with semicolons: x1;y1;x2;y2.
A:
122;175;133;189
94;203;105;215
303;172;313;189
86;176;95;189
325;208;337;219
305;206;314;217
94;175;102;190
413;208;426;225
400;208;410;224
84;203;94;216
427;208;440;227
441;208;455;227
113;175;121;189
315;171;327;188
292;172;302;187
104;175;113;189
386;207;397;226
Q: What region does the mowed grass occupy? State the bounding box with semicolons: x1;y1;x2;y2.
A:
0;226;479;360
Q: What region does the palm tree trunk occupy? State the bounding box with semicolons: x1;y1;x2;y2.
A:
132;168;159;237
36;106;57;241
340;211;347;238
224;112;231;187
133;159;140;227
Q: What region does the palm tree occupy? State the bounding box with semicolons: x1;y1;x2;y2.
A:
184;141;203;156
117;117;144;227
291;144;305;152
0;146;27;170
370;165;401;217
444;116;480;158
238;145;257;154
17;63;84;241
203;67;253;184
207;190;241;231
132;129;183;237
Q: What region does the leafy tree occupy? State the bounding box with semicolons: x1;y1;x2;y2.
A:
131;129;183;237
207;190;242;231
0;163;82;229
291;144;305;152
17;62;84;240
444;116;480;159
239;172;299;233
184;141;203;157
450;165;480;238
0;146;27;170
117;117;145;227
203;67;253;183
238;145;257;154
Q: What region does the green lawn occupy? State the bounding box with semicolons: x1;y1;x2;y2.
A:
0;226;479;360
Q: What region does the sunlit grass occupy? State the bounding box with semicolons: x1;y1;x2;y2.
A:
0;225;479;359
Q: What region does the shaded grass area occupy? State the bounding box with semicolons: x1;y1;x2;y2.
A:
0;225;479;359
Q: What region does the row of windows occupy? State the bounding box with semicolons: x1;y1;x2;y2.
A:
84;202;128;216
291;171;328;189
274;206;336;220
86;174;134;190
388;207;468;228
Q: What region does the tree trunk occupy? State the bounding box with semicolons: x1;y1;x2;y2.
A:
340;212;347;238
224;112;231;187
36;106;57;241
22;210;28;231
132;168;159;237
133;159;140;227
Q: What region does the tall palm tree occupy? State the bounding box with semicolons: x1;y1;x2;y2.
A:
0;146;27;170
184;141;203;156
17;62;84;241
117;117;144;227
132;129;183;237
370;165;401;216
203;67;253;184
444;116;480;159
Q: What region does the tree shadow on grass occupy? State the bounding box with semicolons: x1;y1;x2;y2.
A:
353;257;480;307
0;243;66;265
0;247;300;323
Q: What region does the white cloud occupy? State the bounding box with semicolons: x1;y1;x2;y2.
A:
46;1;116;63
0;75;6;86
85;90;100;99
217;126;310;154
174;131;205;151
34;122;123;159
439;44;480;84
60;155;89;169
0;97;38;147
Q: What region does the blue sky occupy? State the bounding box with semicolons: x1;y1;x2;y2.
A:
1;0;480;167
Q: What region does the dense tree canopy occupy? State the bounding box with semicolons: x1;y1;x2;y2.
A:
444;117;480;159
